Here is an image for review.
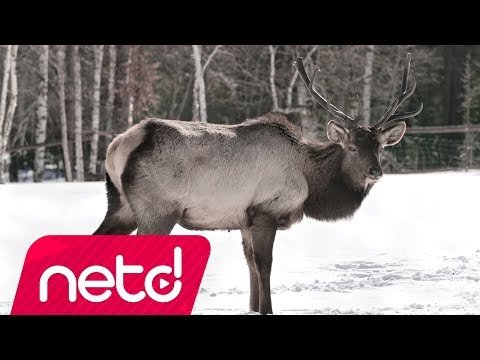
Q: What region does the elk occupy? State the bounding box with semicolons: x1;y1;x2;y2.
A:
93;53;422;314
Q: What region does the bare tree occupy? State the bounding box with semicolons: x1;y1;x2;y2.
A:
191;45;220;122
296;83;319;138
269;45;280;111
33;45;49;182
268;45;318;138
126;46;134;128
0;46;11;181
73;45;84;181
0;45;457;181
0;46;12;139
460;51;480;171
287;45;319;137
192;45;207;122
57;45;73;182
88;45;104;175
0;45;18;183
362;45;375;125
192;48;200;121
105;45;116;141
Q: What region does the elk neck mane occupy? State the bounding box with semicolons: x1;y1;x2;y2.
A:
302;141;372;221
242;113;371;221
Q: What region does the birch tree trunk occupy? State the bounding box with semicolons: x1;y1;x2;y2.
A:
269;45;280;111
0;45;11;182
126;46;134;128
462;52;473;171
88;45;104;175
0;45;12;137
192;45;207;122
34;45;49;182
73;45;84;181
362;45;375;125
0;45;18;183
192;76;200;121
105;45;116;141
57;45;73;182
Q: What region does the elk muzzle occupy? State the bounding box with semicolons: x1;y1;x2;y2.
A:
365;166;383;182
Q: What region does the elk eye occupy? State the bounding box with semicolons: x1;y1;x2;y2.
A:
349;146;356;152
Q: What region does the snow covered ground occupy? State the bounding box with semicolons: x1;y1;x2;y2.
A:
0;171;479;315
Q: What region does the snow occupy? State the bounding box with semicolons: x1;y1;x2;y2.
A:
0;170;479;314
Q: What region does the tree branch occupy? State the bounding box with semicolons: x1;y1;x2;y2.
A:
202;45;221;76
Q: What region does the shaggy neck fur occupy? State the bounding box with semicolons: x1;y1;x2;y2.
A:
303;142;372;221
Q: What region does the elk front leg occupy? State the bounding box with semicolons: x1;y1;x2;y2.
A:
250;211;277;315
241;229;259;312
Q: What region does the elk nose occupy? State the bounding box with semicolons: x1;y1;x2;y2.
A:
369;167;383;178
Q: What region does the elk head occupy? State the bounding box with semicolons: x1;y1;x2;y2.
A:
293;53;423;189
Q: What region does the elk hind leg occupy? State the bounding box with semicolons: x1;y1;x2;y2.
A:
93;173;137;235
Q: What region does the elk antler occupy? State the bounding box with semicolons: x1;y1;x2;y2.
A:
373;53;423;130
293;57;358;129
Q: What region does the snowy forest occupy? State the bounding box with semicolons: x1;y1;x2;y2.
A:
0;45;478;183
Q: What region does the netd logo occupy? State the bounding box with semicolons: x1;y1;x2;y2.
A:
12;235;210;315
40;247;182;304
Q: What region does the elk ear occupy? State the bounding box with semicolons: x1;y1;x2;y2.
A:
381;122;406;147
327;120;349;145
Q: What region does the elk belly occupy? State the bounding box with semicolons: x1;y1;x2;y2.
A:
179;206;250;231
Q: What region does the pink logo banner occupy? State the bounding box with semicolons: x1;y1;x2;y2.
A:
12;235;210;315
